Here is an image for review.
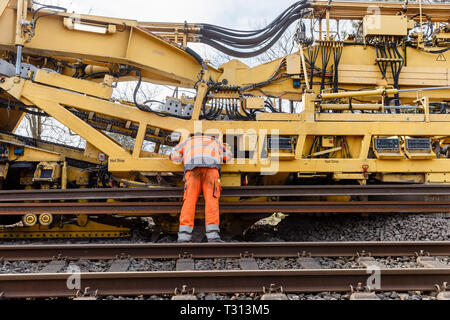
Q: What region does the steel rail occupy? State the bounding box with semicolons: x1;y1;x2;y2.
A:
0;201;450;215
0;242;449;261
0;185;450;202
0;269;449;298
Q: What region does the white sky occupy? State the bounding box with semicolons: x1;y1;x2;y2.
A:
45;0;300;28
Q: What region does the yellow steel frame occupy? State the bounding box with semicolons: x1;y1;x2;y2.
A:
0;0;448;186
1;73;450;182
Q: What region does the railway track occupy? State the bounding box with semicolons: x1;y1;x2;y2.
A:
1;269;449;299
0;185;448;218
0;241;449;261
0;201;449;216
0;242;449;299
0;184;450;202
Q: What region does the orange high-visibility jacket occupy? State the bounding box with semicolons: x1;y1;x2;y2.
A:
169;135;232;172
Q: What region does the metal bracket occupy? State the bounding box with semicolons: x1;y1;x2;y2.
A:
298;251;312;258
51;254;68;261
435;282;448;293
350;283;371;294
356;250;372;258
415;250;431;257
261;284;288;300
350;283;380;300
435;282;450;300
0;292;4;300
115;253;131;260
75;287;99;300
179;253;193;259
240;252;254;259
263;284;284;295
174;285;195;296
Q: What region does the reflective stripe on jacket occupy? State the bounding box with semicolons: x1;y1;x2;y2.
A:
169;135;232;171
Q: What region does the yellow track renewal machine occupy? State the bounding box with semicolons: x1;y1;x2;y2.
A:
0;0;448;238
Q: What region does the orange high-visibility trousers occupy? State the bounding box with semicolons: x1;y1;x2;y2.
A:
180;167;221;228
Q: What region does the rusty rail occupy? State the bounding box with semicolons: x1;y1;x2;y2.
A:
0;242;449;261
0;201;449;215
0;269;448;298
0;185;449;202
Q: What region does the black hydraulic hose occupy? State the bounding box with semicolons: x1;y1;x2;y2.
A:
31;4;67;30
200;7;309;45
390;44;404;108
198;2;312;57
200;20;297;58
307;45;320;90
200;10;308;47
201;15;302;49
412;46;450;54
198;1;308;37
129;67;191;120
332;44;343;93
320;43;332;92
185;47;208;70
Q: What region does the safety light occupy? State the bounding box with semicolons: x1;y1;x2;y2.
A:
98;153;106;162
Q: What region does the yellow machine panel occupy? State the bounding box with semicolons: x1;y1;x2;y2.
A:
363;15;411;37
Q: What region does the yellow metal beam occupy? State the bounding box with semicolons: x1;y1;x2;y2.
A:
108;157;450;174
0;0;9;17
33;69;113;99
22;95;130;158
0;6;220;87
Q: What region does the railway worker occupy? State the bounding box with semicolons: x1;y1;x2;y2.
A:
169;132;232;243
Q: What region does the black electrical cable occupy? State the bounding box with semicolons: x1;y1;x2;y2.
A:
185;47;208;70
391;43;404;107
197;1;312;58
31;3;67;31
307;45;320;89
199;1;308;37
200;6;307;46
407;44;450;54
320;43;332;93
128;67;191;120
332;43;343;93
200;11;306;49
0;99;49;117
200;22;296;58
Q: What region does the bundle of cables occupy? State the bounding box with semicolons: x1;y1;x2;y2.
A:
197;1;312;58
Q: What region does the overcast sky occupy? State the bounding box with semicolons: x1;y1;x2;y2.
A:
45;0;299;28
